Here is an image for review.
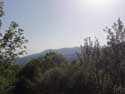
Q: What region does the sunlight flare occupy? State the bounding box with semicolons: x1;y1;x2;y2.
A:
79;0;114;8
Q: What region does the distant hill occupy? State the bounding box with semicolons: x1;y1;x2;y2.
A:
16;47;81;64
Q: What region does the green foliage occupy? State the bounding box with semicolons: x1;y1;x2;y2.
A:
0;1;28;94
0;63;20;94
0;1;4;17
14;62;43;94
14;58;97;94
78;19;125;94
14;53;67;94
0;21;28;63
29;52;67;71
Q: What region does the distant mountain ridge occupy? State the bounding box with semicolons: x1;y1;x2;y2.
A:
16;47;81;64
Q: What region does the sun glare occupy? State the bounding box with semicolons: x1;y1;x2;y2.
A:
89;0;114;7
87;0;108;5
78;0;114;8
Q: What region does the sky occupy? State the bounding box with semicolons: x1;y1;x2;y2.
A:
2;0;125;55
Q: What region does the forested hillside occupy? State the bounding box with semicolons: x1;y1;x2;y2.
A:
16;47;80;64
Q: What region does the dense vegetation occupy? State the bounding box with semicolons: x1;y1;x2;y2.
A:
1;1;125;94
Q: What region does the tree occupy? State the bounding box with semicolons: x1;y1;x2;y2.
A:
0;1;4;17
13;61;43;94
0;1;4;27
0;1;28;64
103;19;125;91
78;19;125;94
13;52;67;94
0;21;28;63
0;1;28;94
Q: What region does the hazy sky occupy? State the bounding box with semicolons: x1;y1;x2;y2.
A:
3;0;125;55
